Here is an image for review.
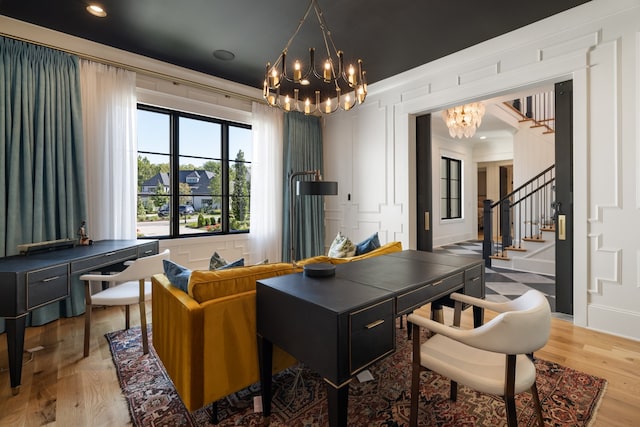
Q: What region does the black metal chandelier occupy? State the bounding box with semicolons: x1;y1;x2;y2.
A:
263;0;367;115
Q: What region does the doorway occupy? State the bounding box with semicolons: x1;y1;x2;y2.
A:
415;81;574;314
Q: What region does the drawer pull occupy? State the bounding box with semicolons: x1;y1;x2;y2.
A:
42;276;60;282
104;251;118;256
471;277;480;282
432;280;443;287
144;249;153;254
365;319;385;329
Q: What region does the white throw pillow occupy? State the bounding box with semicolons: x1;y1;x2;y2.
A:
328;232;356;258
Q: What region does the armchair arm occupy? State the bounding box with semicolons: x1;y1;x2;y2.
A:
79;273;117;282
407;312;476;342
449;292;512;313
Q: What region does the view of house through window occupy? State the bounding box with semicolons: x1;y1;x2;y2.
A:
441;156;462;220
136;105;251;238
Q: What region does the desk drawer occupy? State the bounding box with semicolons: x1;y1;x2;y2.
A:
350;298;394;374
71;247;137;273
396;271;464;314
465;264;484;298
137;242;158;258
26;264;69;310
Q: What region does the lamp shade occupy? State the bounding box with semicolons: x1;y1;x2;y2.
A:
297;180;338;196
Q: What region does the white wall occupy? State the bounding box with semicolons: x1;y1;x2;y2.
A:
323;0;640;341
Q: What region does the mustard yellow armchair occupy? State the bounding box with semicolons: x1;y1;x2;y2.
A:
151;263;300;414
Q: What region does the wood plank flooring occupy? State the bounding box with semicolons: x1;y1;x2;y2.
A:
1;303;640;426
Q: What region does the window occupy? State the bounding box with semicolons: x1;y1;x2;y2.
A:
136;105;252;238
441;156;462;220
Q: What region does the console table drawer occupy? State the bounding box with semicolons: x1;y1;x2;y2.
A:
137;242;158;258
71;247;137;273
350;298;394;374
26;264;69;310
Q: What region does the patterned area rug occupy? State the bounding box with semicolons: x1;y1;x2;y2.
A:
106;325;607;426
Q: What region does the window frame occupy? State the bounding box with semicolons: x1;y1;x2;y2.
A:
136;103;251;239
440;155;462;220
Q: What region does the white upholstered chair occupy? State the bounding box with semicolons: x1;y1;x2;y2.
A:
80;248;170;357
407;289;551;427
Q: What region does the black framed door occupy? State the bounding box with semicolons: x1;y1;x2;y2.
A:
554;80;574;314
416;114;432;251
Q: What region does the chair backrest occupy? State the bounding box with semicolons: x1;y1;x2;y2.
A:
114;248;170;282
462;290;551;355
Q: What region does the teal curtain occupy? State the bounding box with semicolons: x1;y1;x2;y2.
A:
0;37;87;333
282;111;325;261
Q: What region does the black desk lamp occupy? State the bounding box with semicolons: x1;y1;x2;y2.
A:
289;170;338;267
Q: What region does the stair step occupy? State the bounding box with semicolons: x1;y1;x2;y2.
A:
504;246;527;252
523;236;545;242
540;227;555;232
490;254;510;261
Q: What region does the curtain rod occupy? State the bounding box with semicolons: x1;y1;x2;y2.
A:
0;32;265;105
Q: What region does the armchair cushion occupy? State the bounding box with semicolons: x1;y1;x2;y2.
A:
188;263;300;304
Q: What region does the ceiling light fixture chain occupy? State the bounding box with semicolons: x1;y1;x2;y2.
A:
263;0;367;115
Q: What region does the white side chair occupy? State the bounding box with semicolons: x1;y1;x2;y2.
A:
80;248;170;357
407;289;551;427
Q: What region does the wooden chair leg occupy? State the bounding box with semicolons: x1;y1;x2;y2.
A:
530;381;545;426
83;283;92;357
139;278;148;354
140;301;149;354
125;305;130;330
83;303;92;357
450;380;458;401
504;354;517;427
505;395;517;427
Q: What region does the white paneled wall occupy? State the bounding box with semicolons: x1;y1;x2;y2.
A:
323;0;640;341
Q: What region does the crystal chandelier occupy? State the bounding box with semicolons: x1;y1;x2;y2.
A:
441;102;486;138
263;0;367;115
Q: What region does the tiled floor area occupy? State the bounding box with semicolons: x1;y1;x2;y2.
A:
433;240;566;317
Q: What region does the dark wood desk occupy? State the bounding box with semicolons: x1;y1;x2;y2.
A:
0;239;158;394
257;250;484;427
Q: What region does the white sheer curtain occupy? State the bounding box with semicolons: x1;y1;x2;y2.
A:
79;60;137;240
250;102;284;262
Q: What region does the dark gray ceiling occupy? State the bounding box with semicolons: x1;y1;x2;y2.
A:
0;0;589;93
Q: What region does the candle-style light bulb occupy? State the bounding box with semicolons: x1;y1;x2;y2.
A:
323;60;332;82
348;64;356;86
293;60;302;82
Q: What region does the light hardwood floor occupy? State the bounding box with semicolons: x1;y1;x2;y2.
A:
1;303;640;426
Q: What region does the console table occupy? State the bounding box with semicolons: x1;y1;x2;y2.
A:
0;239;158;394
257;249;484;427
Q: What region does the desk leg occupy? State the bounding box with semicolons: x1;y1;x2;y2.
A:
326;380;349;427
473;306;484;327
257;334;273;424
5;316;26;395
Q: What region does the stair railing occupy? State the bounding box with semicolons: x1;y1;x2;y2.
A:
482;165;556;267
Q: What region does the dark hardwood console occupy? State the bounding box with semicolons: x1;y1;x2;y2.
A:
257;250;484;427
0;239;158;394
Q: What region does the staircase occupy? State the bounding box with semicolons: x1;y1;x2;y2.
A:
482;165;556;275
482;93;557;275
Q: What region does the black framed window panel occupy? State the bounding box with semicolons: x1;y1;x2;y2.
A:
441;156;462;220
136;105;252;239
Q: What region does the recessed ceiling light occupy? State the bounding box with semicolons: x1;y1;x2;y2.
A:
479;136;487;140
213;50;235;61
86;4;107;18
